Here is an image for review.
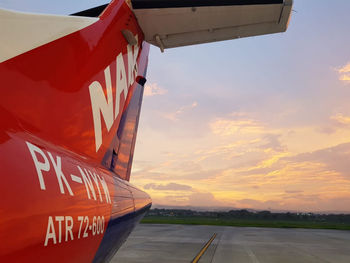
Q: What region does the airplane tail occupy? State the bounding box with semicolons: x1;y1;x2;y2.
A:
0;0;148;181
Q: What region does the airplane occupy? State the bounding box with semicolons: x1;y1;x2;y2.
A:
0;0;293;262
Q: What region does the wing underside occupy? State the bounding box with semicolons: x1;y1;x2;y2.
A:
131;0;293;51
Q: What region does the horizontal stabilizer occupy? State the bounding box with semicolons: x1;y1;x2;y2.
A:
131;0;293;51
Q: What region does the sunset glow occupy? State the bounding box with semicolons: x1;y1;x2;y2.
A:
131;1;350;212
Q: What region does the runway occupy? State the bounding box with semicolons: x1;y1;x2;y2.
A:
111;224;350;263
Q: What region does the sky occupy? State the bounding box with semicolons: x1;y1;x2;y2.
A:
131;0;350;213
2;0;350;212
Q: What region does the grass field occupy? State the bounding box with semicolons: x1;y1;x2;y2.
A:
141;216;350;230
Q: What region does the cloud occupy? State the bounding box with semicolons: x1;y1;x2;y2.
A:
194;139;261;162
145;190;229;208
338;63;350;73
187;192;219;207
144;182;193;191
144;83;167;97
151;191;227;207
236;199;282;210
340;75;350;82
317;113;350;134
162;101;198;121
258;134;286;152
210;118;264;136
285;190;304;194
286;142;350;177
337;63;350;83
132;141;350;212
316;126;337;135
132;104;350;212
235;196;350;213
209;113;266;137
331;113;350;125
236;165;279;176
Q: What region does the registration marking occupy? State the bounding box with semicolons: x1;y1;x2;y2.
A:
70;174;83;184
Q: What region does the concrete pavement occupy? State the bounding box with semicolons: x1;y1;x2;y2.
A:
111;224;350;263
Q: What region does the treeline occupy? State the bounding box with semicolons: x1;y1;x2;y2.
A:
146;208;350;224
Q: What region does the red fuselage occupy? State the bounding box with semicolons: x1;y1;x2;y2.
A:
0;1;151;262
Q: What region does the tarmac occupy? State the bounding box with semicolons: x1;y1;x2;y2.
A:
111;224;350;263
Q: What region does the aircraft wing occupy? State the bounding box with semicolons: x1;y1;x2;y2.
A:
131;0;293;51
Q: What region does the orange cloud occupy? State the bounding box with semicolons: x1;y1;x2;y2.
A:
340;75;350;82
144;182;193;191
131;106;350;212
337;63;350;83
210;118;264;136
338;63;350;73
331;113;350;125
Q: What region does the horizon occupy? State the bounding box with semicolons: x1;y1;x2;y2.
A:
151;204;350;215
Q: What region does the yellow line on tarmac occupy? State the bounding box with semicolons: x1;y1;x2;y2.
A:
191;233;217;263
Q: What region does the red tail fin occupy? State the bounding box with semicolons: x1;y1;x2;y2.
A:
0;0;149;181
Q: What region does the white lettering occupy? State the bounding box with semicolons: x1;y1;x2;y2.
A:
26;142;50;190
89;66;114;152
127;45;137;87
90;36;139;152
44;216;56;246
77;166;96;200
133;35;139;79
55;216;64;243
44;215;105;245
115;52;128;119
127;36;139;87
65;216;74;242
87;171;103;202
77;216;84;239
97;174;111;204
47;153;73;196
